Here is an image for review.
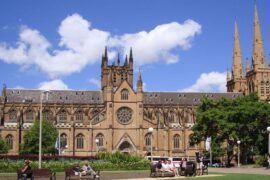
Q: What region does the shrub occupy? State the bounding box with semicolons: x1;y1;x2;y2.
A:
0;152;150;172
255;155;267;167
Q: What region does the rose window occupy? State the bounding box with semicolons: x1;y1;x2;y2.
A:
117;107;133;124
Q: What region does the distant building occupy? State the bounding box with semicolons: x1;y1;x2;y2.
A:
227;6;270;101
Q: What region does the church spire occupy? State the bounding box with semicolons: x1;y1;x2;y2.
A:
137;68;143;89
102;46;108;67
232;20;244;79
226;68;230;81
252;5;266;69
129;47;133;69
246;58;250;72
117;53;120;66
124;55;128;66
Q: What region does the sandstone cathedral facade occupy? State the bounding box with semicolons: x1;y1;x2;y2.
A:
0;6;267;157
227;6;270;100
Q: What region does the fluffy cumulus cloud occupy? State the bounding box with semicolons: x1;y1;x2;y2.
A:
110;20;201;65
38;79;69;90
0;13;201;78
180;72;227;92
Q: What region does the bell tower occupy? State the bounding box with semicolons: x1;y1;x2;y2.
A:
101;47;134;91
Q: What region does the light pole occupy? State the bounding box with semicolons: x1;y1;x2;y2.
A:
148;127;154;162
267;127;270;154
237;140;241;168
95;139;99;153
38;90;50;169
206;137;212;166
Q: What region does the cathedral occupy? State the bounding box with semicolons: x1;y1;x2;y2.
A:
227;6;270;101
0;5;266;158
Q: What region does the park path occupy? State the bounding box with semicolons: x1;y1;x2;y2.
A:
209;167;270;176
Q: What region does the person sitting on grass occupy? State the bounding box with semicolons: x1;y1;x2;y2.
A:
20;160;32;180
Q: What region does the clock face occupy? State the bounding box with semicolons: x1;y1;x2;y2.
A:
117;107;133;124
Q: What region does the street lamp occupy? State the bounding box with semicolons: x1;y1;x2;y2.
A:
237;140;241;168
267;127;270;154
38;90;50;169
95;138;99;153
148;127;154;162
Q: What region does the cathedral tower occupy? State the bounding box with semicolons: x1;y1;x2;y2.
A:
246;5;270;100
227;20;246;93
101;47;134;91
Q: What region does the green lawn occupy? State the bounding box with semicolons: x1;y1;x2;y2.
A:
1;171;270;180
181;173;270;180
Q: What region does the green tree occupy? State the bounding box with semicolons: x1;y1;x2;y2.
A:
0;136;9;154
20;120;58;154
191;93;270;166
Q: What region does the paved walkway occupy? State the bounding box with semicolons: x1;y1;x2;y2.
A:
209;167;270;176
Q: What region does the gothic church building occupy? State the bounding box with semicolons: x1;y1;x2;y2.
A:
1;5;267;157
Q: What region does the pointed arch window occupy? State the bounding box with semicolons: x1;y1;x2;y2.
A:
266;81;270;95
121;89;129;100
9;109;17;122
96;133;104;147
145;133;152;147
5;134;13;149
173;134;180;149
26;110;34;122
60;133;68;148
260;81;265;96
58;109;67;122
169;111;175;123
43;109;53;121
75;109;84;121
76;134;84;149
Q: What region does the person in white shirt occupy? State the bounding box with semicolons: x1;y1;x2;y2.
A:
161;160;171;172
168;160;179;176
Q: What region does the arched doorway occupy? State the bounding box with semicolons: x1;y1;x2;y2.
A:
118;141;134;154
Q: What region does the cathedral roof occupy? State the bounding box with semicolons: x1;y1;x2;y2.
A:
5;89;103;104
143;92;243;105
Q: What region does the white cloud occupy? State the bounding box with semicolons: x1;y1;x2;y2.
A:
143;82;147;91
38;79;69;90
0;14;201;78
180;72;227;92
110;20;201;65
88;78;101;88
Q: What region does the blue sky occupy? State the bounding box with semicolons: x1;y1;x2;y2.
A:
0;0;269;92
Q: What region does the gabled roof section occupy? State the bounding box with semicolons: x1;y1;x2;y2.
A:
114;80;135;94
143;92;243;105
6;89;103;104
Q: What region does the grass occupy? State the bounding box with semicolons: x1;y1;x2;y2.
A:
1;171;270;180
175;173;270;180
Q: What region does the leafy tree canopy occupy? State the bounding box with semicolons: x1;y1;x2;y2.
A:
20;120;58;154
191;93;270;165
0;136;9;154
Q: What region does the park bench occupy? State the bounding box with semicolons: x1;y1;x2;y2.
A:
32;169;56;180
149;164;175;178
65;167;100;180
17;169;32;180
17;168;55;180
